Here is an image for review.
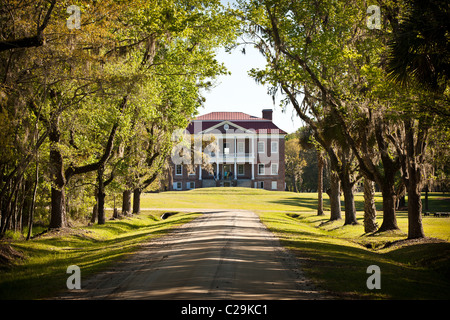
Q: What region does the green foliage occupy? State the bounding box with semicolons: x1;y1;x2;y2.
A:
0;0;241;231
0;210;201;299
237;0;449;237
285;138;307;192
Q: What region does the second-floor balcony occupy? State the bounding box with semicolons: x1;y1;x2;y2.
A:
206;152;254;163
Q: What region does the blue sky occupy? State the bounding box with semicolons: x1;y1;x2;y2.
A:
198;1;304;134
201;44;303;134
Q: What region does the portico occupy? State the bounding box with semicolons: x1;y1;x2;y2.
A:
171;110;286;191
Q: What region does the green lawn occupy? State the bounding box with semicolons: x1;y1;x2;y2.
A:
259;210;450;299
141;187;336;211
141;188;450;299
1;188;449;299
0;211;201;299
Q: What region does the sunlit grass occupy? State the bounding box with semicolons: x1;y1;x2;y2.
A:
0;211;201;300
141;187;335;211
259;210;450;299
2;188;449;300
141;188;449;240
141;188;450;299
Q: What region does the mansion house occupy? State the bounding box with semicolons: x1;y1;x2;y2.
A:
169;109;286;191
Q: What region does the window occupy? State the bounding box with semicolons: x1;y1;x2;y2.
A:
254;181;264;189
237;142;245;154
257;141;265;153
175;164;182;175
238;164;245;175
174;182;182;190
271;163;278;175
272;181;277;190
187;182;195;190
258;163;265;175
271;141;278;153
223;142;230;155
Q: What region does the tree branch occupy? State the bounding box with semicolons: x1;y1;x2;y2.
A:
65;95;128;180
266;4;378;181
0;0;56;52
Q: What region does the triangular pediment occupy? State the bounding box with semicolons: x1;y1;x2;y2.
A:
201;120;255;134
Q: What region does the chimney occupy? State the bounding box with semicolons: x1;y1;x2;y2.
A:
262;109;273;120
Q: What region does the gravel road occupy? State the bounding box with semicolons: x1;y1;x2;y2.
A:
59;210;328;300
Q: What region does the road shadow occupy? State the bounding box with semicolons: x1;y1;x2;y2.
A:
58;210;329;300
270;194;384;212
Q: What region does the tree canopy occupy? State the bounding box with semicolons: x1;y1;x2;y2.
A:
237;0;449;239
0;0;240;234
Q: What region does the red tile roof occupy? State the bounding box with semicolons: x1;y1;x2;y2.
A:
195;112;265;121
186;112;287;135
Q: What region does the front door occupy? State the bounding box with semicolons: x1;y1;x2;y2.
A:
223;164;231;180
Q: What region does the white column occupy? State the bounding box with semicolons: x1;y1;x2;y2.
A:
199;164;202;180
215;142;219;180
251;135;255;180
234;136;237;180
216;160;219;177
252;162;255;180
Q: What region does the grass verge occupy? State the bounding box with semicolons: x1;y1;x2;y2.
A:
1;188;448;300
141;188;450;299
258;211;450;299
0;210;201;300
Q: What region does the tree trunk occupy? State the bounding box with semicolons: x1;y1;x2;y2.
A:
342;178;358;225
91;203;98;223
0;193;10;236
113;195;119;218
49;186;67;229
328;171;341;221
133;188;141;214
97;191;106;224
407;180;425;239
1;201;12;235
404;119;426;239
377;182;399;232
50;104;122;229
122;190;132;215
370;120;401;232
21;179;32;233
11;185;19;232
363;178;378;233
26;158;39;241
398;195;406;209
97;166;106;224
17;180;27;233
49;115;68;229
317;152;324;216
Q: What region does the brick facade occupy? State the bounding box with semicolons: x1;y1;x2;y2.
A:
170;110;286;191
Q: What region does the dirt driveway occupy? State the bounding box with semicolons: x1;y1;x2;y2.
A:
59;210;328;300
